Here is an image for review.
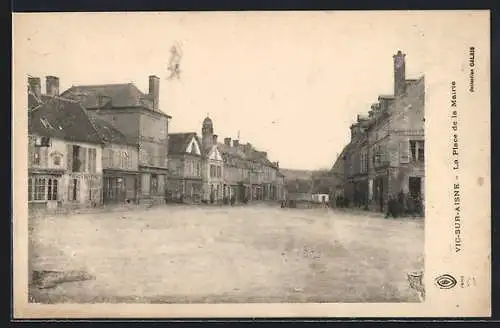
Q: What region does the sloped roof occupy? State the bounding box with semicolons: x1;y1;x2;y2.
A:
28;97;103;144
28;90;54;111
168;132;199;155
331;145;348;173
218;142;280;169
217;142;248;159
92;117;137;146
61;83;153;109
28;88;43;110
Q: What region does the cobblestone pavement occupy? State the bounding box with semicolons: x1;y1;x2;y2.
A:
29;204;424;303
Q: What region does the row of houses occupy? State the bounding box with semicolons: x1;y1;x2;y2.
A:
330;50;425;213
27;75;286;211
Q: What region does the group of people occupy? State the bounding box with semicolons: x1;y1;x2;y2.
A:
334;195;350;208
385;191;424;218
331;191;424;219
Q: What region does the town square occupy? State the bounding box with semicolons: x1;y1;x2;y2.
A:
24;13;426;304
29;204;424;303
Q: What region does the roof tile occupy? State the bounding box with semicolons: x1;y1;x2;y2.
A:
28;97;103;144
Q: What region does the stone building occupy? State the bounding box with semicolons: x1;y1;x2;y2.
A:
220;139;284;203
28;87;104;211
285;179;313;202
336;50;425;212
193;116;284;204
61;75;172;205
219;138;249;203
200;117;225;203
166;132;203;203
93;117;141;205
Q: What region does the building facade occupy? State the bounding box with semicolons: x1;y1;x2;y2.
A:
93;117;141;204
219;138;248;203
28;89;104;211
166;132;203;203
200;117;225;203
335;50;425;213
171;116;285;204
61;75;172;205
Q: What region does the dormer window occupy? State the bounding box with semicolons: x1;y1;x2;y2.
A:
40;117;53;129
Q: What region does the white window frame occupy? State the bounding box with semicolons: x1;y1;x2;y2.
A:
28;176;59;202
410;140;425;162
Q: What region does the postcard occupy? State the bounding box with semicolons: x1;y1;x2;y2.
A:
12;10;491;318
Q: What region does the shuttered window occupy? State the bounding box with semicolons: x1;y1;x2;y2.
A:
28;136;35;166
66;144;73;172
80;147;87;172
87;148;97;172
399;140;410;164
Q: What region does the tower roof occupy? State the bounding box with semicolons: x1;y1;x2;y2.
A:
203;116;213;127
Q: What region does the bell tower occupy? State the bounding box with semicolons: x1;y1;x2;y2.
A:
393;50;406;96
202;115;214;150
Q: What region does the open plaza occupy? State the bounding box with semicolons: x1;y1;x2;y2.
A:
29;205;424;304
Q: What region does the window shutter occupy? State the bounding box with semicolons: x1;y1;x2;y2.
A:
80;147;87;172
109;149;115;167
66;145;73;172
40;147;49;167
68;179;72;201
88;149;92;172
76;178;81;201
381;145;387;164
28;138;35;166
93;149;97;172
399;140;410;164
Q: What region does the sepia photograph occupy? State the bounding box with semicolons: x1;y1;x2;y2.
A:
12;11;490;318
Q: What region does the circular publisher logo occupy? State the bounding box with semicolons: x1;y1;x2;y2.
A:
435;274;457;289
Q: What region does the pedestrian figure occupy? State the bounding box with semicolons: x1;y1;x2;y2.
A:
386;194;398;218
406;193;416;217
385;195;392;218
397;190;406;216
415;194;424;217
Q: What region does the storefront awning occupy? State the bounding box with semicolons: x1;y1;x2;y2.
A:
29;168;65;175
103;169;142;175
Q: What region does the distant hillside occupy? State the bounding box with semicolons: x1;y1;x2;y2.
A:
280;168;313;181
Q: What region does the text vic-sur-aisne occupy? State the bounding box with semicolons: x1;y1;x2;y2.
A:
451;81;461;253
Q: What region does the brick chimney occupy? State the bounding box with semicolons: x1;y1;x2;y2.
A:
46;76;59;96
224;137;231;146
28;76;41;99
149;75;160;111
393;50;406;96
212;134;218;145
233;140;239;147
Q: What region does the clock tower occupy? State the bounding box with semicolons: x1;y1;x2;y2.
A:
393;50;406;96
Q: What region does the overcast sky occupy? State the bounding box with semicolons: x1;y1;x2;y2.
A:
14;11;476;170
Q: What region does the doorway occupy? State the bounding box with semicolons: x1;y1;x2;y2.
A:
409;177;422;197
375;177;385;212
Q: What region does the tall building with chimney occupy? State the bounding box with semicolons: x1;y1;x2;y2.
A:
333;50;425;213
61;75;172;205
28;75;62;109
27;75;105;211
